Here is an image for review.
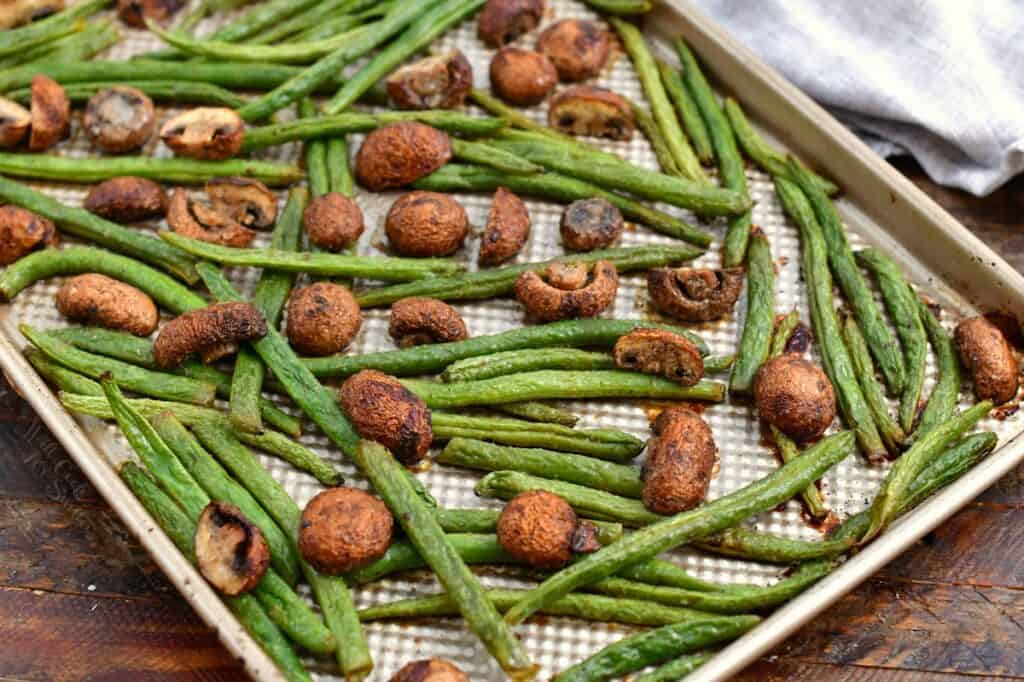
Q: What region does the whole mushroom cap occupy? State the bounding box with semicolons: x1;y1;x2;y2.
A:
489;47;558;106
355;122;452;191
389;658;469;682
299;487;394;575
754;354;837;442
955;315;1020;404
285;282;362;357
338;370;433;465
536;19;611;82
385;191;469;257
497;490;578;568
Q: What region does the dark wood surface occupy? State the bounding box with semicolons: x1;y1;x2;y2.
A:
2;158;1022;681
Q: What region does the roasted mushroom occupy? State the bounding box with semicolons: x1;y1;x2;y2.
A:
299;487;394;575
0;97;31;148
303;193;364;251
0;0;64;29
194;502;270;596
955;315;1019;404
285;282;362;357
386;50;473;110
355;122;452;191
390;658;469;682
478;0;545;46
613;328;704;386
545;262;589;290
754;354;837;442
536;19;611;82
167;188;256;247
118;0;185;27
84;177;168;222
479;186;530;266
206;177;277;229
389;297;468;347
385;191;468;258
514;260;619;321
83;86;155;153
56;274;159;337
497;490;600;568
647;267;744;322
643;408;717;514
560;197;623;252
0;205;56;266
549;86;635;141
338;370;432;465
28;75;69;152
153;302;267;368
159;107;244;160
489;47;558;106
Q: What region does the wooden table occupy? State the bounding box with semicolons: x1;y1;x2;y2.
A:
2;158;1022;681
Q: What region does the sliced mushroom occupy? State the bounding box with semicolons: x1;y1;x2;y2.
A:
56;274;158;337
167;188;256;247
613;328;704;386
386;50;473;110
159;107;244;160
385;191;468;257
28;75;69;151
647;267;744;322
390;659;470;682
0;0;65;29
754;355;837;441
194;502;270;596
643;408;717;514
478;0;545;46
0;97;31;148
153;302;267;369
955;315;1019;404
338;370;432;465
389;297;468;347
303;193;364;251
560;197;623;252
489;47;558;106
84;177;168;222
83;86;155;153
479;186;530;266
299;487;393;575
354;122;452;191
0;205;56;266
549;86;635;141
545;262;589;290
285;282;362;357
497;490;593;569
118;0;185;27
206;177;277;229
536;19;611;82
513;260;619;321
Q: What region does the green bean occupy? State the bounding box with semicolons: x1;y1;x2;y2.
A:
914;297;962;440
496;402;579;426
630;99;682;176
354;440;533;678
769;310;800;358
695;526;852;564
26;349;103;396
289;1;393;43
582;0;652;13
469;89;579;144
297;100;329;198
450;138;543;175
658;61;713;165
618;560;731;594
443;348;615;382
611;19;705;183
433;509;622;544
326;137;354;196
0;0;108;54
634;654;713;682
226;595;312;682
841;313;906;453
7;80;245;108
247;0;369;44
775;176;887;462
0;17;80;62
730;230;774;394
415;163;714;247
235;430;342;487
61;392;222;424
6;20;119;69
344;533;514;584
205;0;323;43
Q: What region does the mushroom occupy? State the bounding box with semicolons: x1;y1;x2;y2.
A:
390;659;469;682
489;47;558;106
545;262;589;290
354;122;452;191
386;50;473;110
118;0;185;27
152;302;267;368
298;487;394;575
389;297;468;347
28;75;69;152
84;177;168;222
303;193;364;251
754;354;837;442
478;0;545;47
0;205;56;266
560;197;623;252
479;186;530;266
647;267;744;322
338;370;432;465
83;86;155;153
513;260;619;321
497;490;601;569
642;408;717;514
385;191;468;257
194;502;270;596
285;282;362;357
613;328;704;386
205;177;277;229
159;107;244;161
549;86;635;141
0;0;65;29
536;19;611;82
167;188;256;247
955;315;1019;404
0;97;31;148
56;274;159;337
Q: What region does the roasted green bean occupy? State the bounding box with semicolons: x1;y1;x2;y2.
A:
658;60;713;165
914;297;962;439
443;349;615;383
496;402;579;426
841;313;906;453
7;80;246;108
730;230;774;393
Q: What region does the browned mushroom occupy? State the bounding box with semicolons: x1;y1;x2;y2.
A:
303;193;364;251
390;659;470;682
613;328;704;386
298;487;393;575
489;47;558;106
167;188;256;247
0;205;56;266
497;490;600;569
205;177;277;229
545;262;589;290
385;191;468;257
56;274;159;337
754;354;837;441
0;97;31;148
478;0;545;46
84;177;168;222
389;297;468;347
536;19;611;82
338;370;432;465
28;75;69;151
0;0;65;29
642;408;717;514
194;502;270;596
354;122;452;191
153;302;267;368
549;86;635;141
285;282;362;357
560;197;623;252
955;315;1019;404
83;86;155;153
647;267;744;322
479;186;530;266
386;50;473;110
514;260;618;321
159;107;244;160
118;0;185;27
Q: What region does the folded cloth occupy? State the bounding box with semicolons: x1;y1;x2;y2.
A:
697;0;1024;196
